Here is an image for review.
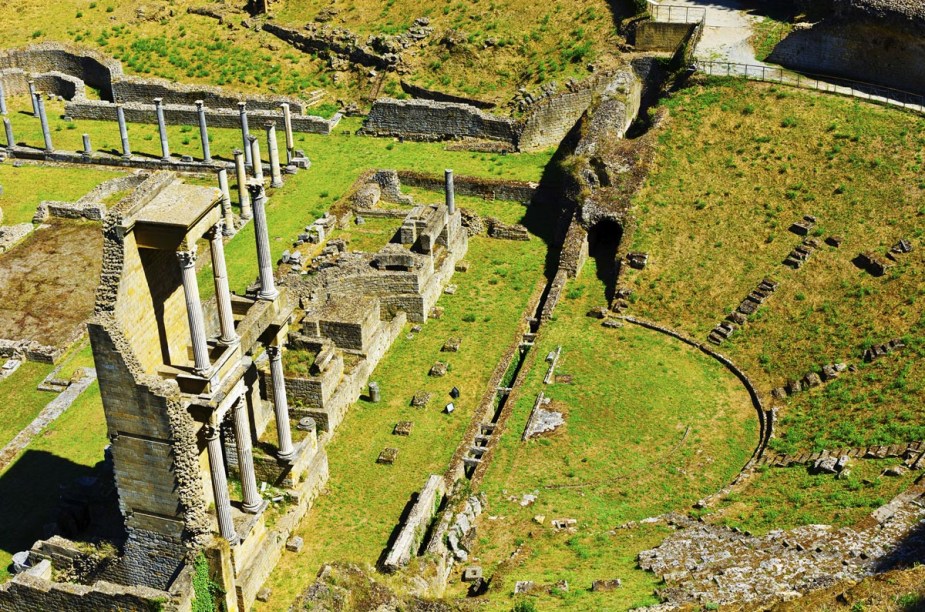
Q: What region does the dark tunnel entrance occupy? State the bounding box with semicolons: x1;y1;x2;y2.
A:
587;219;623;304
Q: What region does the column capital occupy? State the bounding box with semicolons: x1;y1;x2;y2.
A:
176;249;197;268
195;99;205;110
204;425;220;441
238;101;247;110
265;121;276;131
153;97;163;106
246;180;265;199
247;134;258;144
266;345;281;361
233;148;243;157
208;220;225;239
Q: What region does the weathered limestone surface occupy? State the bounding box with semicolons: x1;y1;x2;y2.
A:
382;474;446;571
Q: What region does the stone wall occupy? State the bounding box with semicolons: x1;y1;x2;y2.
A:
0;68;87;101
111;76;306;113
769;19;925;95
635;22;697;52
0;574;173;612
0;43;122;100
34;174;145;223
399;80;496;109
359;98;519;144
396;170;537;202
64;99;338;134
382;474;446;571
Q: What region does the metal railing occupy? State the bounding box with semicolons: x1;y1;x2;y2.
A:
694;61;925;115
647;0;707;24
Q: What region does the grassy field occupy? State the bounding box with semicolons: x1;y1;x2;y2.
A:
0;361;55;450
626;78;925;453
0;163;124;225
466;259;757;610
710;459;920;535
257;228;551;609
0;0;630;108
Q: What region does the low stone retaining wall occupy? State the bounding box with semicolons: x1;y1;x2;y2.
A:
382;474;446;572
359;98;519;144
0;68;87;101
64;100;339;134
396;170;537;202
636;22;698;52
34;174;145;223
399;81;496;109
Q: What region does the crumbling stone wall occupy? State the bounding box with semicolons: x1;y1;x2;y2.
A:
34;174;145;223
769;0;925;95
360;98;519;144
111;76;306;112
0;573;172;612
0;42;121;100
397;170;537;202
635;22;698;51
0;68;87;101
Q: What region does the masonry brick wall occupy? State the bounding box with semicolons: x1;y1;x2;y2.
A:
360;98;520;144
635;22;697;52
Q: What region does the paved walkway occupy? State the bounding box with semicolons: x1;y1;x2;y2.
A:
0;368;97;473
652;0;766;65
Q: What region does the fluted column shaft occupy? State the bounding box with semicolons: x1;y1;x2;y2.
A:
205;427;237;541
81;134;91;156
177;250;211;373
445;169;456;215
233;149;253;220
0;80;7;115
116;104;131;158
3;118;13;149
247;183;278;301
248;135;263;183
238;102;251;166
154;98;170;161
34;93;52;152
28;81;38;116
195;100;211;163
209;223;238;346
280;103;294;164
266;122;283;188
232;399;261;512
217;168;234;235
267;346;295;460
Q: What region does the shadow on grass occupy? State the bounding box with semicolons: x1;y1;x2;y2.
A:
588;219;623;304
0;450;109;565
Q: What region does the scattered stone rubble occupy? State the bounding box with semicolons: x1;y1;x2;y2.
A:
446;495;485;562
626;251;648;269
784;236;821;269
857;251;894;276
759;441;925;470
638;485;925;607
771;362;849;399
863;338;905;362
708;278;778;345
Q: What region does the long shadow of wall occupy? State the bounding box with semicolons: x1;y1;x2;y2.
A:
0;450;113;564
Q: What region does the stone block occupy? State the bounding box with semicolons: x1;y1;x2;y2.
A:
591;578;622;592
441;337;461;352
393;421;413;436
514;581;536;594
455;261;470;272
411;390;432;407
377;447;398;464
286;536;304;553
429;362;448;377
256;587;272;602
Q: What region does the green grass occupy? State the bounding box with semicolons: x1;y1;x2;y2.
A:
0;163;124;225
329;216;404;253
468;259;758;610
712;459;919;535
256;231;550;610
750;16;792;62
626;78;925;453
403;187;531;226
0;361;55;450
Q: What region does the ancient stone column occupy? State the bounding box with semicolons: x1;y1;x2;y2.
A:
267;346;296;460
177;249;211;374
265;122;283;188
28;81;38;116
445;169;455;215
247;182;278;301
232;398;262;513
34;93;53;153
248;135;263;183
0;80;7;116
3;117;13;149
279;102;294;164
217;168;234;235
195;100;211;163
205;426;238;541
233;149;253;220
81;134;91;157
209;223;239;346
238;101;251;166
116;104;131;159
154;98;170;161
